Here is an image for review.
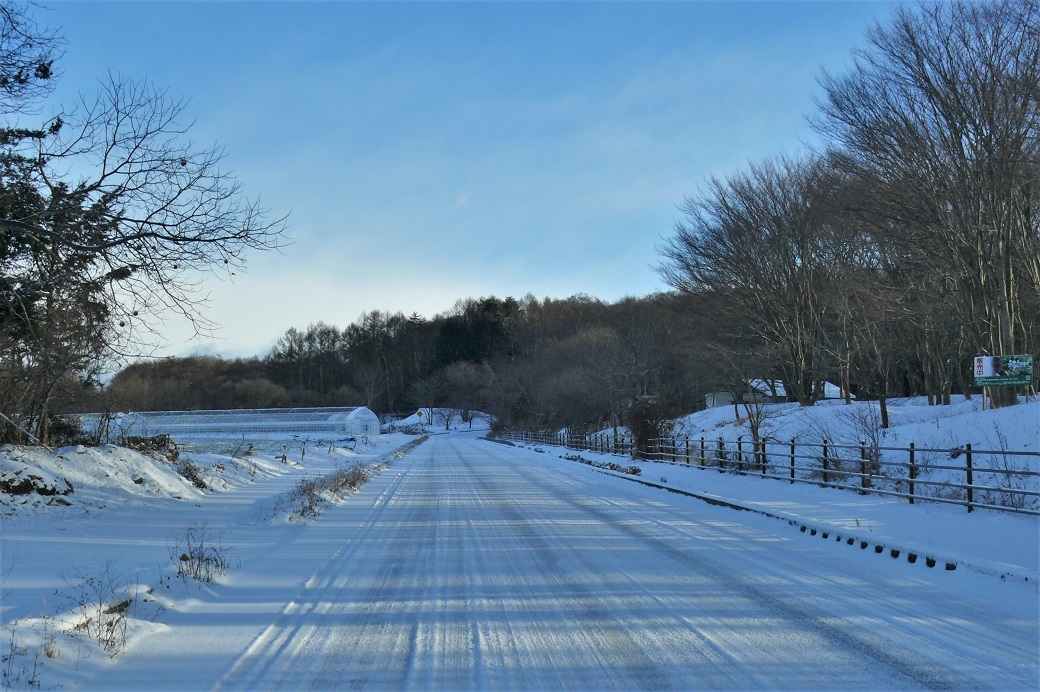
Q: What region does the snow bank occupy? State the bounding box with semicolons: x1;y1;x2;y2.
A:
672;397;1038;453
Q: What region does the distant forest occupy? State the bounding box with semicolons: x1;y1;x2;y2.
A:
64;294;705;433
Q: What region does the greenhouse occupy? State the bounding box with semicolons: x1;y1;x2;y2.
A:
81;406;381;440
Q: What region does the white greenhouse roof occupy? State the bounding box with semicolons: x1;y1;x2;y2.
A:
80;406;381;439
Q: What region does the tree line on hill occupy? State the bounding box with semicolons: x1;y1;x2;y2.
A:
3;1;1039;445
73;294;707;436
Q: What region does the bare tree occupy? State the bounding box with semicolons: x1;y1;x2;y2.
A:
3;75;287;344
0;2;59;114
440;360;488;428
0;5;287;442
659;154;848;405
408;375;444;431
816;0;1040;406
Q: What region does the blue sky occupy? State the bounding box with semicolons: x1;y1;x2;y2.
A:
45;1;894;359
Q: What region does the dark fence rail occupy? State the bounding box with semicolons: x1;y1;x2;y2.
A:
501;430;1040;517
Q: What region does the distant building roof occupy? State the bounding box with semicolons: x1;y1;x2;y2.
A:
747;379;852;400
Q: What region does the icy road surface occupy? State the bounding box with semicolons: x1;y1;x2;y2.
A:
107;434;1037;689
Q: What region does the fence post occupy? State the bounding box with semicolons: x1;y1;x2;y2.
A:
685;437;690;465
717;437;725;473
737;436;744;474
758;440;766;475
822;439;829;486
859;441;869;493
700;437;705;467
790;439;796;484
966;443;974;512
908;442;916;504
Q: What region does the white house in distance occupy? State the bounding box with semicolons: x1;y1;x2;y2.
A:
81;406;381;440
705;380;854;409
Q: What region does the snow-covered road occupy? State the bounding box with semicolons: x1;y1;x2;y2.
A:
83;434;1031;686
81;434;1036;689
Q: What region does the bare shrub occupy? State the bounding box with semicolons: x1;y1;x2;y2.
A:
169;522;234;583
63;562;131;655
628;397;675;459
836;403;885;481
982;424;1033;511
1;628;44;689
122;434;179;462
43;635;59;660
174;459;207;489
285;463;371;520
288;477;324;518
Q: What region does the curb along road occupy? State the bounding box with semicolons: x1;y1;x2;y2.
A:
512;441;1036;586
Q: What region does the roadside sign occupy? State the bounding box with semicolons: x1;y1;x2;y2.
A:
974;355;1033;386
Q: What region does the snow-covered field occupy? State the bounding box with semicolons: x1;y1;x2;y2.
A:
0;399;1037;689
671;396;1039;453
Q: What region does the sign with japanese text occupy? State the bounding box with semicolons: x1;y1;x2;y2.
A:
973;355;1033;386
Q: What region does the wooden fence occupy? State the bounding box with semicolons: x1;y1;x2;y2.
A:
502;430;1040;516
